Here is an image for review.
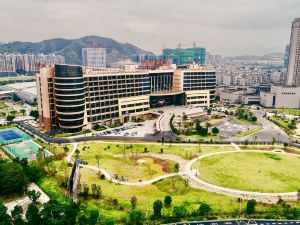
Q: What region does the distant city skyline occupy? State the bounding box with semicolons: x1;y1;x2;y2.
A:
0;0;300;56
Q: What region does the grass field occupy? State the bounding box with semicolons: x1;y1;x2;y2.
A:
80;152;174;182
196;152;300;192
77;142;234;160
275;108;300;116
236;127;263;138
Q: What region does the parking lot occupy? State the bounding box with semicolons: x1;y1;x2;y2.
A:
94;120;156;138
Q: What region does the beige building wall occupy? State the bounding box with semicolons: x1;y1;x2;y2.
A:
185;90;210;107
260;91;275;108
172;70;183;92
36;67;55;132
118;95;150;122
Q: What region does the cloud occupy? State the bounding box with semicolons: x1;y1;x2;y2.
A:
0;0;299;56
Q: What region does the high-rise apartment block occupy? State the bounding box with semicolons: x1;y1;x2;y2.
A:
286;18;300;86
82;48;106;68
163;47;206;65
37;64;216;133
0;53;65;76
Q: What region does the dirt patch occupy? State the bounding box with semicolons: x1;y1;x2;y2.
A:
130;156;172;173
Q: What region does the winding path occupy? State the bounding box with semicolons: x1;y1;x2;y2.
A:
66;143;299;203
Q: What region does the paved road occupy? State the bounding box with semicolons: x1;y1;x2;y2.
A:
165;219;300;225
226;110;289;143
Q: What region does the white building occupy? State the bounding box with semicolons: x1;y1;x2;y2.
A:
260;85;300;108
82;48;106;68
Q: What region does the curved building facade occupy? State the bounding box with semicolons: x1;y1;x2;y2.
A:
54;65;85;132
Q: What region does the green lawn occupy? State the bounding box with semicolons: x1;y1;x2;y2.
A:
275;108;300;116
236;127;263;138
0;103;9;109
196;152;300;192
77;142;234;160
79;151;174;182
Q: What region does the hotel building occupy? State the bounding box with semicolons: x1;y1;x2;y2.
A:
37;64;216;133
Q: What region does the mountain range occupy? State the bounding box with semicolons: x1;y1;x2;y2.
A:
0;36;153;65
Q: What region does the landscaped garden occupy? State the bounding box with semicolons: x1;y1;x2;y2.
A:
268;115;298;135
234;108;259;124
195;152;300;192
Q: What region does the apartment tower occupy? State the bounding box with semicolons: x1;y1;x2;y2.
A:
287;18;300;86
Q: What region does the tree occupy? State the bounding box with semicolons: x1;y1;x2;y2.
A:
174;163;180;173
88;210;99;225
251;116;257;122
212;127;219;135
40;200;66;224
129;210;143;225
0;162;28;196
6;114;15;123
173;205;187;218
27;190;41;204
29;110;39;120
164;195;172;207
95;155;101;176
20;109;26;116
26;203;40;225
63;146;69;155
246;199;257;214
199;202;212;216
0;201;11;225
153;200;163;218
284;142;288;150
130;196;138;210
75;149;80;157
78;215;89;225
11;205;23;224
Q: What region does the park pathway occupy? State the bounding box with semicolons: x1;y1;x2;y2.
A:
66;142;299;203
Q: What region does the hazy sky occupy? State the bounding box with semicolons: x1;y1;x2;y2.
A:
0;0;299;56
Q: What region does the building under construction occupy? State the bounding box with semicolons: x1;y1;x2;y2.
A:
162;46;206;65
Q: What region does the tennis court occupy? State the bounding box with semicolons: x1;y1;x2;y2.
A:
5;140;53;160
0;127;32;144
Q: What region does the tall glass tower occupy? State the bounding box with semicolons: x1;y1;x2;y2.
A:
287;18;300;86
